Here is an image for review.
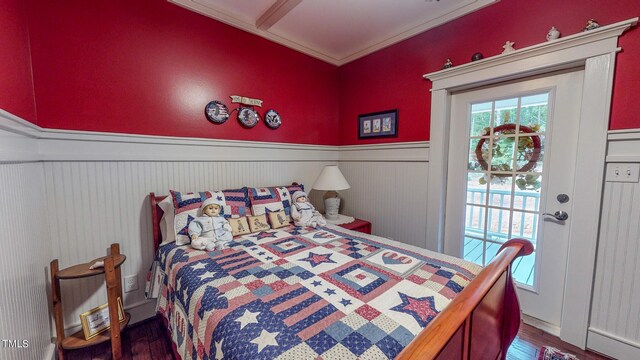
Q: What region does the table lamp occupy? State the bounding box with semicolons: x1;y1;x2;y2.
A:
312;165;351;222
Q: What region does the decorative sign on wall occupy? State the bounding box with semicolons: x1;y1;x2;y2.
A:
230;95;263;107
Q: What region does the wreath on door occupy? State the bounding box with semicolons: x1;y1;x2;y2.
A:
475;123;542;190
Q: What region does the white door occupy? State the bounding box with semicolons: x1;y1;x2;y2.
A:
443;70;584;329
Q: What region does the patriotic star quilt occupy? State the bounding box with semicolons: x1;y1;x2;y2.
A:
149;224;482;359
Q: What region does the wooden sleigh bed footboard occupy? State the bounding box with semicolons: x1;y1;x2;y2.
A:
149;193;532;360
398;239;533;360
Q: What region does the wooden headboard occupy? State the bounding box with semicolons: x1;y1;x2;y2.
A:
150;192;167;253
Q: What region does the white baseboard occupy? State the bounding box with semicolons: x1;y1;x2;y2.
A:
588;328;640;360
63;299;157;334
127;300;158;325
522;314;561;337
43;343;55;360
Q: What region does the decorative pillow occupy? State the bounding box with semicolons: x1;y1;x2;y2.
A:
228;217;251;237
170;188;252;245
249;187;293;219
285;183;304;196
171;190;215;245
268;210;289;229
248;214;271;233
221;187;252;219
158;196;176;245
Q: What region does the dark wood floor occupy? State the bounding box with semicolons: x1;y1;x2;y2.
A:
65;316;611;360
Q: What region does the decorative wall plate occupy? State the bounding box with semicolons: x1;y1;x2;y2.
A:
264;109;281;129
204;100;229;124
237;107;259;128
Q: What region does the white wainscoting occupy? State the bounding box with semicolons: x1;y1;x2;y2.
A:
587;130;640;360
44;160;336;330
0;111;432;347
0;160;53;360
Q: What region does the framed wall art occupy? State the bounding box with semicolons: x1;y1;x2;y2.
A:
358;109;398;139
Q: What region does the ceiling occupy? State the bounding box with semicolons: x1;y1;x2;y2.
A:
169;0;497;66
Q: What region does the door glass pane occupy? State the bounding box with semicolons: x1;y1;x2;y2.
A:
470;102;492;136
464;92;549;286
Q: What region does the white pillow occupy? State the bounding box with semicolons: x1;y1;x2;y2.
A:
158;196;176;245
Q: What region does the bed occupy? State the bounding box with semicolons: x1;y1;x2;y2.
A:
147;191;532;360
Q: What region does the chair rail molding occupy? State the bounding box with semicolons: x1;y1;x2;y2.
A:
423;17;638;349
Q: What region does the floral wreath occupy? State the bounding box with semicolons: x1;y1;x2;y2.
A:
475;123;541;177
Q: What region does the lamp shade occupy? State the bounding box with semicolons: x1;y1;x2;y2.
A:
312;165;351;191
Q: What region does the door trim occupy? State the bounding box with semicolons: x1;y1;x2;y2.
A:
423;18;637;348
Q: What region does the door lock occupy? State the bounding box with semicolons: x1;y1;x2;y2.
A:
557;194;570;203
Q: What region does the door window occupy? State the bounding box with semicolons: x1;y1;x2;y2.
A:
463;93;548;286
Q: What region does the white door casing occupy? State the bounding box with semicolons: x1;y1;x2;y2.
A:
446;71;584;329
423;18;637;347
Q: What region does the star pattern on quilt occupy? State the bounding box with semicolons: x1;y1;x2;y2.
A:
324;288;336;296
236;309;260;329
300;251;336;267
312;280;322;287
251;329;279;353
256;232;277;240
198;271;214;281
390;292;439;327
177;215;196;236
339;298;353;307
191;262;206;270
214;339;224;360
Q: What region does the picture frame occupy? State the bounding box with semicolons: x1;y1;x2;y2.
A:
358;109;398;139
80;297;125;340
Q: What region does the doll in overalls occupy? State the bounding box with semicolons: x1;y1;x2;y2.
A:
188;197;233;250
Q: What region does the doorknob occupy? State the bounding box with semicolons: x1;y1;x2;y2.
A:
543;211;569;221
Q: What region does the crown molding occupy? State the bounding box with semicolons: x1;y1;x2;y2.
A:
424;18;638;91
169;0;497;66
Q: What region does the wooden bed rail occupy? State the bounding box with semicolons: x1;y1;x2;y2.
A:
397;239;534;360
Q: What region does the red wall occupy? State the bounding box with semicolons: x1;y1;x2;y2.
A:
5;0;640;146
0;0;37;122
25;0;340;145
338;0;640;145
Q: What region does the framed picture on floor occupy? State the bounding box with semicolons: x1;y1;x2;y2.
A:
358;109;398;139
80;297;125;340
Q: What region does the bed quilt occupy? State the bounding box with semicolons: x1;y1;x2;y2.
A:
147;224;482;360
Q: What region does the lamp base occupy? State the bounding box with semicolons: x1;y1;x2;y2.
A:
323;191;340;221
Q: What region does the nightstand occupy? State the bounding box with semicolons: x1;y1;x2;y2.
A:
338;218;372;234
50;243;129;360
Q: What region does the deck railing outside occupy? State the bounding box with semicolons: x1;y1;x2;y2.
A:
465;188;540;243
464;187;540;285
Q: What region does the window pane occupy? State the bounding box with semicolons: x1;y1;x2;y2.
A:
520;93;548;132
470;102;492;136
467;173;488;205
463;237;484;265
490;136;516;172
510;211;538;241
494;98;518;126
468;138;486;171
487;208;511;239
515;135;544;173
464;205;486;235
488;176;513;208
